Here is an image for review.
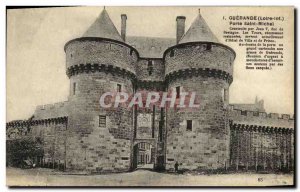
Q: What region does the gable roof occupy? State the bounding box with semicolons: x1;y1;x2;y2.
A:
82;9;124;42
179;13;219;44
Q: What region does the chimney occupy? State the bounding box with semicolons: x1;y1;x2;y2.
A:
121;14;127;41
176;16;186;44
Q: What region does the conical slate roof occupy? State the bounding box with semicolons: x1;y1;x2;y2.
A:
179;13;219;44
82;9;124;42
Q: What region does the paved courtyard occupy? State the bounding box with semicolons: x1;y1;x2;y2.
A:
6;167;293;187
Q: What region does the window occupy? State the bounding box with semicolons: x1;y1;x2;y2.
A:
176;86;180;99
170;50;174;57
147;60;153;75
130;49;133;55
187;120;192;131
99;115;106;127
70;53;73;58
73;82;76;95
224;89;228;103
221;89;225;102
117;84;122;92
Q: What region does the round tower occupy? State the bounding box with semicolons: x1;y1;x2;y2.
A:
164;13;235;170
64;9;138;173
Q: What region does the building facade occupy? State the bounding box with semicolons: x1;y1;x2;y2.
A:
6;9;294;173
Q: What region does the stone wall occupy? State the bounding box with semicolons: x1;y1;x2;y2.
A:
136;110;154;139
65;38;138;75
66;114;132;173
66;70;134;173
229;107;294;128
229;123;294;171
166;76;230;171
35;122;67;168
164;43;235;76
136;58;165;81
34;101;69;119
229;109;294;171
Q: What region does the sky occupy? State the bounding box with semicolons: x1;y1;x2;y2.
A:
6;6;294;121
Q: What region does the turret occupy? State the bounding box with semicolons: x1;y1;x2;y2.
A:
164;12;236;170
63;9;138;173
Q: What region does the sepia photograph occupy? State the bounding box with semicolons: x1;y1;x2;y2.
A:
6;6;295;187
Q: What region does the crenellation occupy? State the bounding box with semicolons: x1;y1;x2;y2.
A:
36;101;67;111
259;112;267;118
229;109;294;129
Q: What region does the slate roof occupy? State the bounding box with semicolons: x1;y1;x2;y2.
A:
82;10;219;58
82;9;124;42
179;13;219;44
126;36;176;58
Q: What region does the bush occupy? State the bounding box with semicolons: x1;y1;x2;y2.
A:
7;137;43;167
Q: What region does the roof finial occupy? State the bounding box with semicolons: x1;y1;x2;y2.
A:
198;8;200;15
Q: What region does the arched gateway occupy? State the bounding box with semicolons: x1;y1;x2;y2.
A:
132;139;157;170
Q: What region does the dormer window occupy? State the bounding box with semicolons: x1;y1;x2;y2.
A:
130;49;133;56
